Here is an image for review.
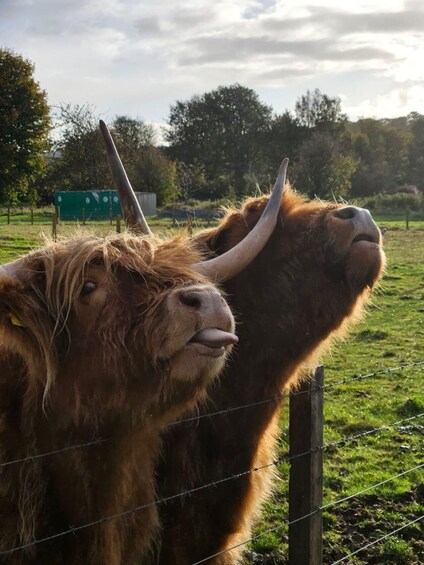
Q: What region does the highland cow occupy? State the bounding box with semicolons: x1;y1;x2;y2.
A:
0;122;286;565
0;234;236;565
154;188;385;563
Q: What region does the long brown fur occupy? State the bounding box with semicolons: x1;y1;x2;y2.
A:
155;187;385;564
0;233;234;564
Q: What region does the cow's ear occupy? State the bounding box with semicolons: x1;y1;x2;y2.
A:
0;256;46;333
193;206;263;257
0;263;28;330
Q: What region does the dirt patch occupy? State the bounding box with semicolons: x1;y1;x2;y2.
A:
246;486;423;564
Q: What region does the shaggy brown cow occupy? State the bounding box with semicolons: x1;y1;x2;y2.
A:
0;122;286;565
153;185;385;563
0;234;237;565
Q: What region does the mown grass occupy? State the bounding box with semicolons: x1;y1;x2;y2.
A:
0;215;423;563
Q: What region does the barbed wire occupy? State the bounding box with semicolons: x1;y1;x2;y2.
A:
275;412;424;468
0;438;106;469
290;360;424;398
1;361;422;470
1;415;422;558
320;412;424;454
192;463;424;564
331;514;424;564
168;394;284;427
0;388;424;469
0;366;422;557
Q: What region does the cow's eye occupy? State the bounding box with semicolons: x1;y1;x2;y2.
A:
80;281;97;296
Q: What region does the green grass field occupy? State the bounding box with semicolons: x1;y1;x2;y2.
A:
0;214;423;564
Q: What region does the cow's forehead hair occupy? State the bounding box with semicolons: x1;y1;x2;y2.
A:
24;233;206;289
240;185;334;221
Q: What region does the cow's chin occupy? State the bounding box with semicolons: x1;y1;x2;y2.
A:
169;346;228;384
345;241;385;289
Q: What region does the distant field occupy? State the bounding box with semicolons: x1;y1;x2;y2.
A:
0;215;423;564
0;212;213;263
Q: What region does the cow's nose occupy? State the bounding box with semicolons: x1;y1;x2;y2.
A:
178;290;204;310
174;287;234;331
331;206;381;244
333;206;358;220
177;289;226;314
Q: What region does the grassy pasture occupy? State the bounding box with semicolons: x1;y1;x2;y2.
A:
0;215;423;563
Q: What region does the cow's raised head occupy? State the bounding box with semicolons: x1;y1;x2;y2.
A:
0;234;240;426
194;184;385;365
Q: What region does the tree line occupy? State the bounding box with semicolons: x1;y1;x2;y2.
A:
1;47;423;208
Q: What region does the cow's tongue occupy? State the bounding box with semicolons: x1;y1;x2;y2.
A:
190;328;238;349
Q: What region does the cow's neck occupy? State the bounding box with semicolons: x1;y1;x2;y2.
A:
209;240;359;439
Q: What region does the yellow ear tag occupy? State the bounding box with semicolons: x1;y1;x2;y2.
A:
9;314;25;328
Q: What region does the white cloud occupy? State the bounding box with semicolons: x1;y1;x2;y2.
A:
345;84;424;119
1;0;424;121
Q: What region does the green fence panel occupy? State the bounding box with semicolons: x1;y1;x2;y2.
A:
54;191;122;221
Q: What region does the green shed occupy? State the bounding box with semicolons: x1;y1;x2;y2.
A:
54;191;121;221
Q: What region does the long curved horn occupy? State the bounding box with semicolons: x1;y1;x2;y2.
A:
99;120;152;236
193;159;288;282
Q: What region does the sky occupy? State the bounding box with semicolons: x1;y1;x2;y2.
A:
1;0;424;135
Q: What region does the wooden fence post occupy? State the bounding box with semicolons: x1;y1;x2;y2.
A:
52;212;58;241
116;215;121;234
7;206;10;225
30;207;34;225
82;207;86;226
406;208;410;230
288;365;324;565
186;215;193;237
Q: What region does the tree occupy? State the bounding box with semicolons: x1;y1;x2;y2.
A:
45;105;176;205
293;131;358;199
166;84;272;195
133;147;179;205
295;88;347;131
112;116;156;159
267;111;304;173
350;119;410;196
111;116;156;190
176;162;208;200
50;104;110;191
0;48;50;204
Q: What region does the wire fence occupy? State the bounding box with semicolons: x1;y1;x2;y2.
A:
0;361;423;563
2;360;423;470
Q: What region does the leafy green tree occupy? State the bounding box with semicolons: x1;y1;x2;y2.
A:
47;107;163;201
293;131;358;199
111;116;156;189
176;162;208;200
295;88;347;131
112;116;156;159
267;111;304;173
49;104;110;191
350;119;410;196
0;48;50;204
133;147;179;205
166;84;272;195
